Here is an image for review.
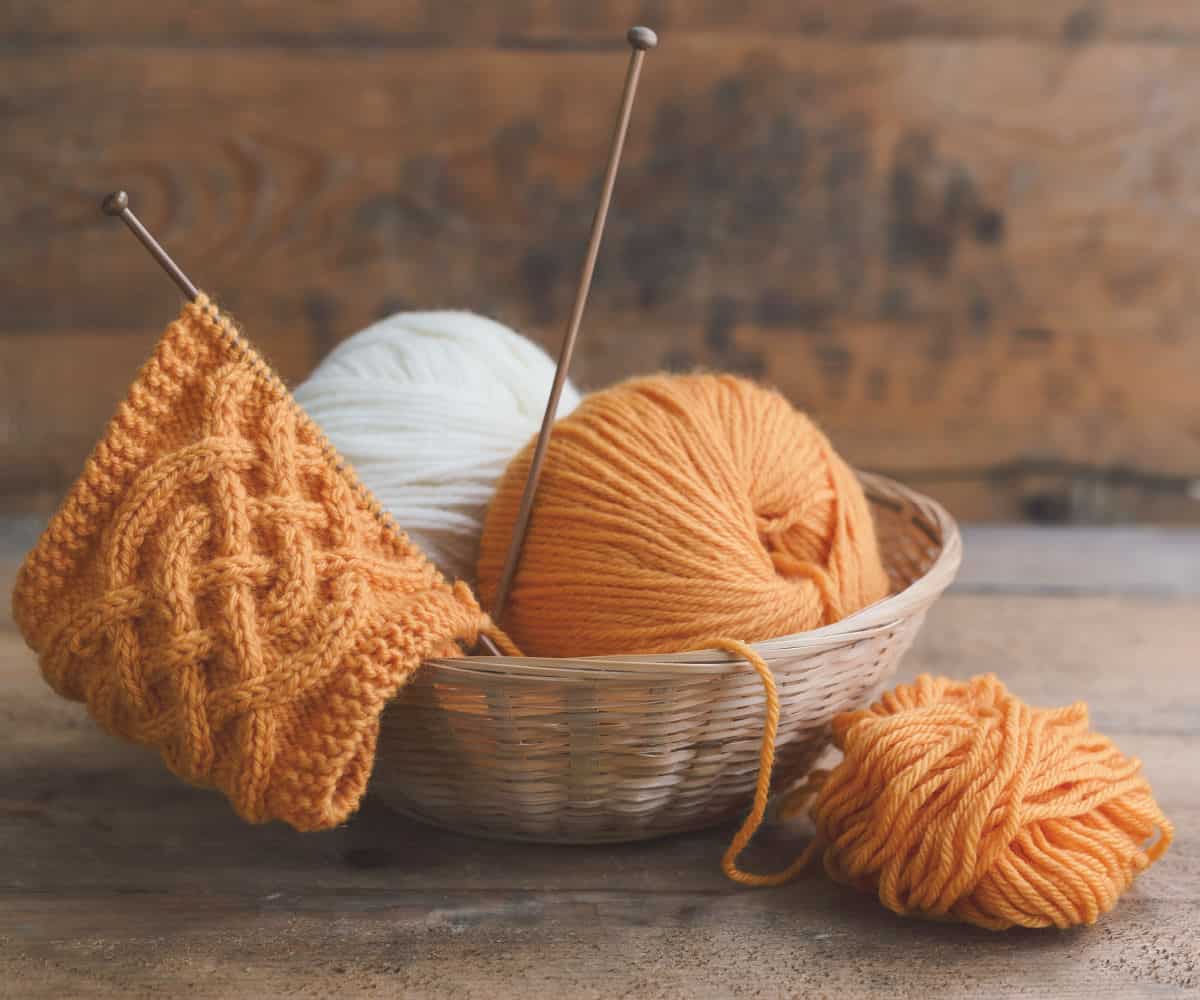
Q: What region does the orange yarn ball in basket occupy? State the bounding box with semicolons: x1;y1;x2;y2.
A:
763;674;1173;929
477;372;891;656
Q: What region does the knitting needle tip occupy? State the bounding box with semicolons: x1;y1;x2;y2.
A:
627;26;658;50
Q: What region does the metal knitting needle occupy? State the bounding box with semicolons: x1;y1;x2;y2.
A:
102;190;200;302
489;25;657;626
96;189;508;661
96;187;506;658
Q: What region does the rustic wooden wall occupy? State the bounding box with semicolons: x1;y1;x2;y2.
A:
2;1;1199;522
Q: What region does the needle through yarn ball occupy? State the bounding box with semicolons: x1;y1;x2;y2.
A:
477;373;891;656
295;311;581;583
767;674;1174;929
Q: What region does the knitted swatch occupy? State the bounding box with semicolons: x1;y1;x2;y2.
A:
12;297;507;831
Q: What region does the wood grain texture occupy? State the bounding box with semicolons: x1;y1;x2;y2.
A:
1;3;1199;523
6;1;1200;46
2;530;1198;998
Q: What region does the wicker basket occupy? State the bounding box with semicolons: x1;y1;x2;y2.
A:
371;471;961;844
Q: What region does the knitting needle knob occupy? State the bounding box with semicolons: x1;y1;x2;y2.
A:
101;190;130;216
627;26;658;50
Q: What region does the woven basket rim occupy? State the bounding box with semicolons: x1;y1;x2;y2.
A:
429;470;961;677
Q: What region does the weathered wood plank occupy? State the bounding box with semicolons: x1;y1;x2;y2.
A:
3;893;1197;999
2;36;1199;524
5;0;1200;46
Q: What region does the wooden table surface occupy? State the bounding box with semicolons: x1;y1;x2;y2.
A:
2;521;1197;998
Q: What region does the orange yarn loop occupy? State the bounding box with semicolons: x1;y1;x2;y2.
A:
727;670;1173;930
12;298;515;831
478;373;891;656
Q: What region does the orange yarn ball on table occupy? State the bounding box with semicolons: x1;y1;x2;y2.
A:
783;674;1173;930
477;373;890;656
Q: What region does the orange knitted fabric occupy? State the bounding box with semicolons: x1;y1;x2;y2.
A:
12;296;508;831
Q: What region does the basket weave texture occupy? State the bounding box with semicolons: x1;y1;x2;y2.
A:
372;472;961;843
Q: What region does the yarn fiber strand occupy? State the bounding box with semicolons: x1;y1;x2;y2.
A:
729;670;1173;930
477;373;891;656
12;297;514;831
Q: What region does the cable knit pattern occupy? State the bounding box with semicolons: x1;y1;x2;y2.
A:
11;296;503;831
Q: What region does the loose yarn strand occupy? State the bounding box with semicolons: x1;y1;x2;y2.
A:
711;636;819;887
478;617;522;656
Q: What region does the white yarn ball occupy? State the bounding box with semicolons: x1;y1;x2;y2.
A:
294;311;581;583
